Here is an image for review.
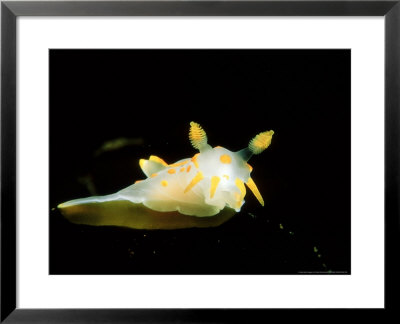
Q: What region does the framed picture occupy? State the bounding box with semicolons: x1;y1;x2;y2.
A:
1;0;398;322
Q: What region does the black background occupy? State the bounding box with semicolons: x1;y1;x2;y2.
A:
50;49;350;274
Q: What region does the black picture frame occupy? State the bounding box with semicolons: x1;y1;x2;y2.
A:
1;0;399;322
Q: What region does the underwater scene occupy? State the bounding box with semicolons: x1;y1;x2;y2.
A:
50;49;350;274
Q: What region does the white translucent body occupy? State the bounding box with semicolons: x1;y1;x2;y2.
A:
60;147;252;217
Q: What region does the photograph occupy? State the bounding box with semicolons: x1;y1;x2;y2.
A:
49;49;350;275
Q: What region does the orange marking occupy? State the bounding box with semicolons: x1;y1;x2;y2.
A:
235;178;246;200
210;176;220;198
184;171;204;193
180;167;185;172
246;163;253;172
234;192;241;208
150;173;158;178
215;146;222;149
234;192;241;200
220;154;232;164
169;160;189;168
161;180;168;187
186;165;192;172
234;178;246;209
191;153;200;168
149;155;168;166
135;180;143;184
168;168;176;174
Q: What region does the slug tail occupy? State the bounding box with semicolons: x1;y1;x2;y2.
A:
57;193;121;209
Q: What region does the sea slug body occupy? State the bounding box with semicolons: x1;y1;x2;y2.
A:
57;122;274;229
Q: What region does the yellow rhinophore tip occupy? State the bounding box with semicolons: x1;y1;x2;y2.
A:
189;121;208;150
248;130;274;154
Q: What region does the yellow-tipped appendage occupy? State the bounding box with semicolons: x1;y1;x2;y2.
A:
246;177;264;206
56;122;276;229
189;122;208;150
139;159;146;170
149;155;168;166
248;130;274;155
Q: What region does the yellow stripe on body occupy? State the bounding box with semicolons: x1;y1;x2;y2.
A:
235;178;246;208
169;160;189;168
210;176;221;198
191;153;200;168
184;171;204;193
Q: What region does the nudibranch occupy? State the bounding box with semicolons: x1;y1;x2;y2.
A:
58;122;274;230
